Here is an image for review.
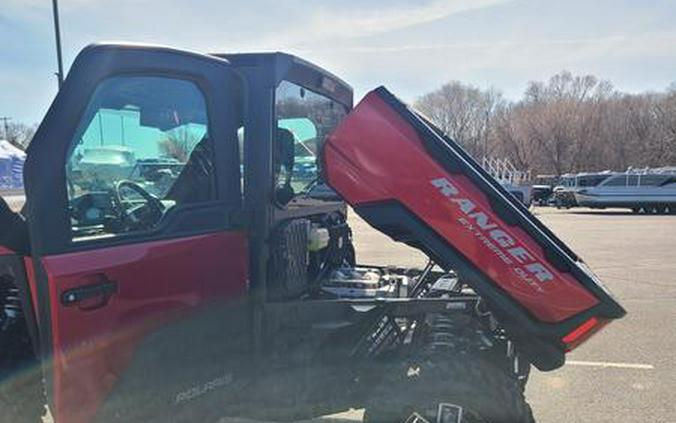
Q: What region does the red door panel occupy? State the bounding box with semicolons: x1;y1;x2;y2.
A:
43;232;247;423
22;44;249;422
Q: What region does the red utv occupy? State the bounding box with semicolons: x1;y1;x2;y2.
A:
0;44;624;423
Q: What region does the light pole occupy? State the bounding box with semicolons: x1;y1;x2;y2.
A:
52;0;64;88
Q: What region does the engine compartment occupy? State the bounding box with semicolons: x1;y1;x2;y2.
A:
267;213;418;302
321;266;410;299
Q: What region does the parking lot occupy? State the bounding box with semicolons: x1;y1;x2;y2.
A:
4;194;674;422
347;206;676;423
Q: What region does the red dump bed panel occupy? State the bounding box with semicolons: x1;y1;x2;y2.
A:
324;87;624;368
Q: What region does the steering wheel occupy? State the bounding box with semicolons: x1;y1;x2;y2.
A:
114;180;165;230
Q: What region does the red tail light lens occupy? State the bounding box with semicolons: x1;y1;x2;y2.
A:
562;317;610;351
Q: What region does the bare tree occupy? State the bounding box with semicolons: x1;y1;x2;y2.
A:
418;71;676;176
159;128;199;162
414;81;504;158
2;122;36;150
654;90;676;164
513;72;614;174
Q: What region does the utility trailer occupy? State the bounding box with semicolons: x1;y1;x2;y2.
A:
0;43;624;423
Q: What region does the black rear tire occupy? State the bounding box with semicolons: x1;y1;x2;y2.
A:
364;355;534;423
365;311;534;423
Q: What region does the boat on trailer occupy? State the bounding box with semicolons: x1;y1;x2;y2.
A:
574;167;676;213
553;171;616;208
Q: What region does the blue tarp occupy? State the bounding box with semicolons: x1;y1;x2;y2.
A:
0;140;26;189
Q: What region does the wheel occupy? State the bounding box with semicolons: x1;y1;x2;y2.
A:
364;356;534;423
365;313;534;423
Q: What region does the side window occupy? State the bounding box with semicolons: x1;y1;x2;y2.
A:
274;80;348;205
581;175;610;187
604;175;627;186
66;76;214;240
578;177;593;187
638;175;664;186
593;175;610;186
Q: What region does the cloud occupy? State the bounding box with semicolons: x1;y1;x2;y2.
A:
326;29;676;101
2;0;676;123
263;0;511;46
332;31;676;55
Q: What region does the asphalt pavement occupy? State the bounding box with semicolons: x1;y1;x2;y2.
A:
522;208;675;423
224;207;676;423
4;190;672;422
346;207;676;423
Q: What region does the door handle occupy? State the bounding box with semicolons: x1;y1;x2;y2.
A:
61;276;118;310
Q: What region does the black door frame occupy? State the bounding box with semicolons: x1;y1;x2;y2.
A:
23;43;245;410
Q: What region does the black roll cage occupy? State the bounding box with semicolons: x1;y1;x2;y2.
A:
212;52;354;355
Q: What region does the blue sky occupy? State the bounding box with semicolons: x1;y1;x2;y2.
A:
2;0;676;124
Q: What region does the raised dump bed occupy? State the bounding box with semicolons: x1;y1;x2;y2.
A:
324;87;625;370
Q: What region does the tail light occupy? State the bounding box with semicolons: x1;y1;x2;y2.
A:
562;317;610;351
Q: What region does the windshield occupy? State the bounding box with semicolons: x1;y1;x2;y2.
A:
274;80;348;201
558;176;574;187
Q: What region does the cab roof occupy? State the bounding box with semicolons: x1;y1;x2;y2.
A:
213;52;353;109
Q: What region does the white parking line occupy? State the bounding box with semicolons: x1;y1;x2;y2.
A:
567;360;654;370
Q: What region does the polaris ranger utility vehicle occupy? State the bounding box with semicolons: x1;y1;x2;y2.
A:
0;44;625;423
